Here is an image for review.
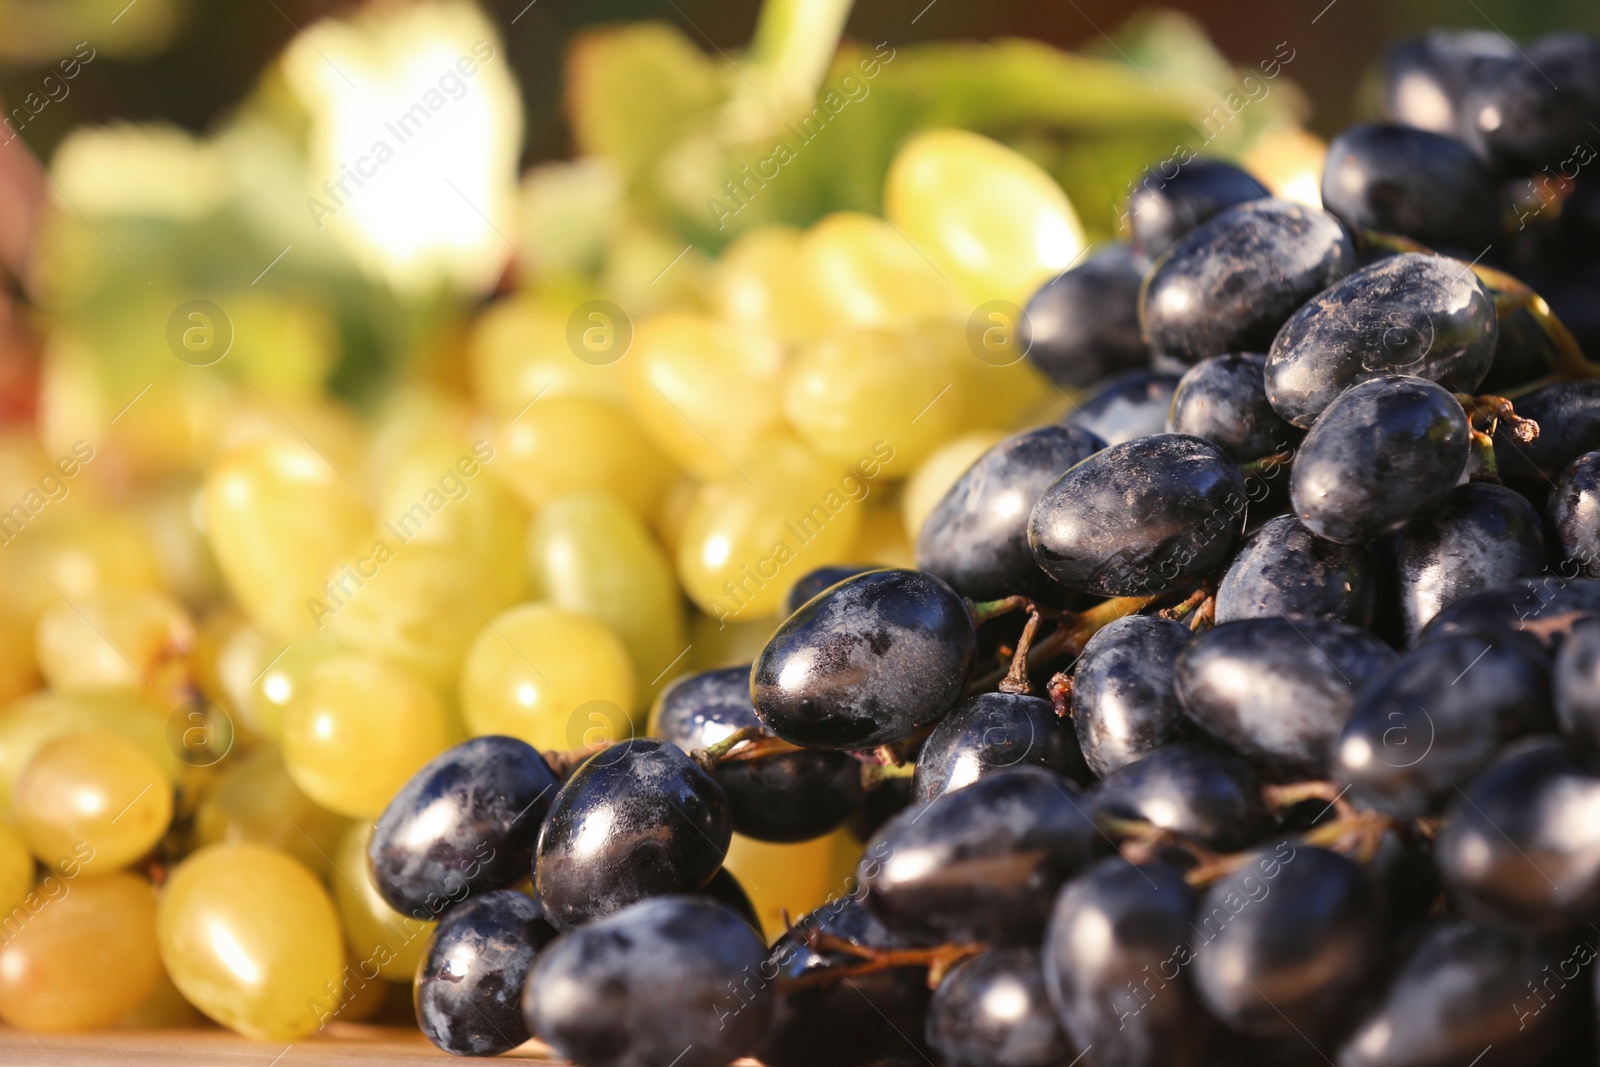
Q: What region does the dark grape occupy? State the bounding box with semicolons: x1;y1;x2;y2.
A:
1088;742;1268;851
414;889;557;1056
926;948;1072;1067
914;692;1088;804
1166;353;1297;462
523;896;772;1067
1549;451;1600;577
1380;31;1517;136
1479;304;1555;393
1062;370;1180;446
752;568;976;750
1214;514;1380;628
1265;255;1496;427
1458;32;1600;176
1140;199;1356;364
860;767;1095;945
1333;633;1553;818
1125;158;1271;260
368;735;558;919
535;739;730;930
1021;244;1150;388
1397;481;1548;641
1554;618;1600;758
1028;434;1247;597
917;425;1105;601
1320;124;1498;253
1176;617;1397;777
1419;577;1600;650
782;564;878;617
1045;858;1211;1067
1289;375;1469;544
1069;615;1192;777
654;666;863;842
1491;380;1600;494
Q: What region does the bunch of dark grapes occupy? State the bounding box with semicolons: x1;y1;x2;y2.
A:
373;26;1600;1067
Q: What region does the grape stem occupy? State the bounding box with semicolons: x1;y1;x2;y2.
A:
1046;670;1073;719
691;727;807;771
1262;779;1357;821
966;595;1159;695
966;595;1053;696
1237;450;1295;479
1454;393;1539;443
1467;427;1501;481
782;929;987;990
860;760;917;789
543;741;612;780
1097;816;1222;869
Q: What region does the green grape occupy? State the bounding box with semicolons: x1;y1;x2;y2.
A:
885;128;1085;305
118;967;205;1028
851;501;916;570
902;429;1006;541
14;731;174;873
469;295;626;421
34;588;195;696
202;436;372;641
676;437;865;619
133;479;225;608
782;326;965;473
493;395;677;520
157;842;345;1041
283;654;453;818
526;492;688;703
621;312;787;481
330;821;433;982
0;691;181;818
236;634;341;743
205;393;368;487
711;224;827;347
459;602;637;750
0;872;162;1032
688;611;777;672
0;507;163;625
0;609;39;705
192;748;351;881
723;829;859;940
0;819;33;920
651;473;700;563
800;211;963;330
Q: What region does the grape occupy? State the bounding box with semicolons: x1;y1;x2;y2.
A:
1176;617;1397;777
415;888;557;1056
1338;920;1578;1067
34;588;194;695
886;128;1084;304
1191;843;1384;1039
700;866;762;933
1126;159;1270;260
0;608;38;706
1140;199;1355;364
0;691;179;817
780;564;876;618
535;738;730;929
849;502;916;569
653;666;864;841
459;602;638;748
1062;370;1180;446
0;507;163;625
467;295;626;421
1044;858;1211;1067
1555;619;1600;757
494;395;677;519
523;896;773;1067
1480;303;1555;394
1265;254;1497;427
1319;124;1498;253
0;873;161;1032
0;819;31;919
330;820;433;982
1398;482;1548;640
1490;381;1600;492
1458;32;1600;176
1381;31;1517;136
1420;577;1600;650
914;692;1088;803
1166;353;1297;462
1289;376;1470;544
15;731;173;873
1069;615;1192;777
194;747;350;881
721;830;858;939
1436;736;1600;930
1020;244;1149;388
917;425;1105;600
860;767;1095;945
283;653;454;818
158;842;345;1041
751;568;976;750
1214;515;1379;628
527;491;688;701
368;735;558;918
623;312;785;481
1089;742;1268;851
712;225;826;347
926;947;1072;1067
1028;434;1247;597
1550;451;1600;577
902;432;1006;542
800;212;962;330
1334;633;1553;818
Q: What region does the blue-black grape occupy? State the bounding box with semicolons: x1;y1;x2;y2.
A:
534;738;730;930
913;692;1089;804
414;888;558;1056
1491;380;1600;495
1088;742;1268;852
1176;617;1397;777
926;948;1072;1067
368;735;558;919
523;896;772;1067
1166;353;1297;462
1125;158;1270;260
1069;615;1192;777
1397;481;1548;642
1021;244;1151;388
1140;199;1356;364
1333;632;1553;818
1458;32;1600;176
1381;31;1517;137
1265;254;1497;427
1214;514;1380;628
1028;434;1247;597
752;568;976;750
1549;451;1600;577
782;564;877;617
1063;370;1180;446
1554;618;1600;759
1044;858;1211;1067
1320;124;1498;253
1419;577;1600;650
916;425;1105;601
860;767;1095;945
654;666;863;842
1289;375;1469;544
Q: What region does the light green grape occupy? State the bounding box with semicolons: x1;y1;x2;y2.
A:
902;429;1006;541
192;748;351;881
14;731;174;873
800;212;963;330
0;691;181;817
493;396;677;521
34;588;194;696
330;821;434;982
